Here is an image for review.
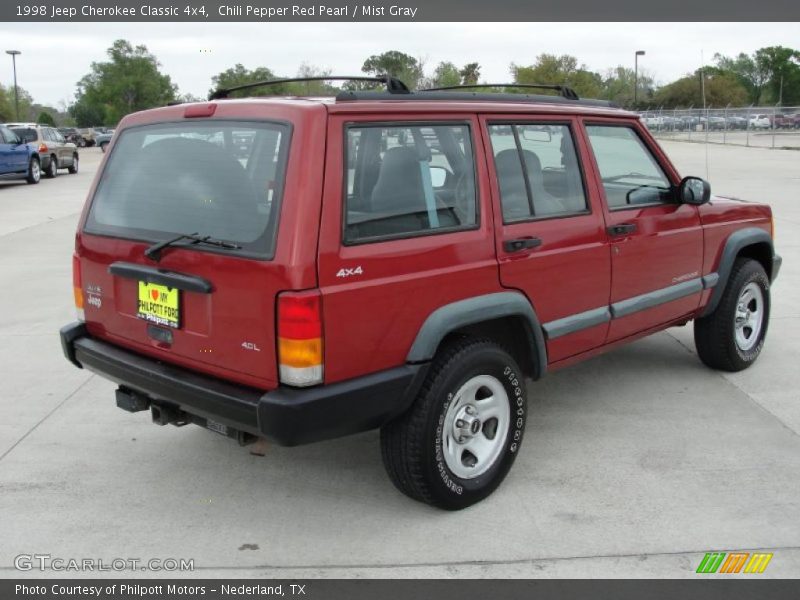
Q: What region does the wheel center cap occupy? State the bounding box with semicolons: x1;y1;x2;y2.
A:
453;405;481;442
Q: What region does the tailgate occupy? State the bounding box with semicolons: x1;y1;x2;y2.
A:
75;114;319;390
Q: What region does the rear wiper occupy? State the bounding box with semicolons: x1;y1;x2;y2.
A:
144;232;242;262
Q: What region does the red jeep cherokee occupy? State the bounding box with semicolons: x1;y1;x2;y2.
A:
60;77;781;509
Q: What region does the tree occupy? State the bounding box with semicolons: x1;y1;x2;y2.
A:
209;63;283;97
360;50;424;89
73;39;177;126
459;62;481;85
286;63;335;95
431;61;461;88
754;46;800;105
0;84;35;122
651;70;748;108
714;46;800;105
602;66;655;107
511;54;603;98
36;111;55;126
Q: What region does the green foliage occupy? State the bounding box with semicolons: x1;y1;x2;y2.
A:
714;46;800;105
210;63;281;97
459;63;481;85
511;54;603;98
652;70;749;108
360;50;424;89
0;85;13;122
602;66;655;107
0;83;35;122
36;110;55;126
431;62;461;88
72;39;177;126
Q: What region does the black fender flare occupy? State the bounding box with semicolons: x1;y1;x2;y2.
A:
406;291;548;379
701;227;775;317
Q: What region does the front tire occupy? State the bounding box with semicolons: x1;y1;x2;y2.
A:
68;154;79;174
381;338;527;510
99;142;108;153
26;157;41;184
695;258;770;371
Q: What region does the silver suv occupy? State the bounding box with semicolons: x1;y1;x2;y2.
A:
7;123;79;177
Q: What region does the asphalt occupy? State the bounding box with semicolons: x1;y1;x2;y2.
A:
0;143;798;579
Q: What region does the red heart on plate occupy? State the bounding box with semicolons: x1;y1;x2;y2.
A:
151;289;159;301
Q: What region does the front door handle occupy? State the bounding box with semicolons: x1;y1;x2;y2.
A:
504;237;542;253
607;223;637;236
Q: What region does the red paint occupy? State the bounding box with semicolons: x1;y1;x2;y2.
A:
72;97;775;391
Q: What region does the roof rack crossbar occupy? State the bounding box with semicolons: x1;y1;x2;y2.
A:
209;75;410;100
420;83;580;101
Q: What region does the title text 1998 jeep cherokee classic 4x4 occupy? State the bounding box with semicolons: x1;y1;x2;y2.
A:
60;77;781;509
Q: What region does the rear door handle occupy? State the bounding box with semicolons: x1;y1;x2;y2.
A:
504;237;542;253
607;223;637;236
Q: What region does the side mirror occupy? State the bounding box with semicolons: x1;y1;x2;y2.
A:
429;166;448;188
678;176;711;205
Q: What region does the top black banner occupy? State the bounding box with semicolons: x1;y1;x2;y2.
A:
2;0;799;21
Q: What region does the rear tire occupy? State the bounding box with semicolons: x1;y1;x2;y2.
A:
694;258;770;372
380;337;527;510
26;157;40;184
45;155;58;178
68;154;79;174
99;142;108;153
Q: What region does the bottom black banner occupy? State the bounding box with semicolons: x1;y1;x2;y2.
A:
2;579;800;600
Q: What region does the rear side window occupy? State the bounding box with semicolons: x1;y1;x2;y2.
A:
85;120;290;259
488;123;587;222
344;123;477;244
585;125;672;209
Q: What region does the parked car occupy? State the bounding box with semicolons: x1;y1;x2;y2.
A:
95;130;114;152
749;114;771;129
58;127;86;147
8;124;79;177
60;78;782;510
725;115;748;130
77;128;97;147
0;124;41;184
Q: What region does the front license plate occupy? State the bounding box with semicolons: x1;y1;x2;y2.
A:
137;282;180;329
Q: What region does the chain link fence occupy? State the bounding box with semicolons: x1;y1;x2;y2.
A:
638;106;800;149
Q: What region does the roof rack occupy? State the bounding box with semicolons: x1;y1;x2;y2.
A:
421;83;580;100
209;75;410;100
335;90;617;108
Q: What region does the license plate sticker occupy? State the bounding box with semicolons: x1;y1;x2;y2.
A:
137;282;180;329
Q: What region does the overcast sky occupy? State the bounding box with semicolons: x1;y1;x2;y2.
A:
1;22;797;107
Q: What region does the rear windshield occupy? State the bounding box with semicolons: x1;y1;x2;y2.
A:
85;120;291;259
11;127;38;143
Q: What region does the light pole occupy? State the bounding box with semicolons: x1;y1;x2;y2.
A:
634;50;645;106
5;50;21;121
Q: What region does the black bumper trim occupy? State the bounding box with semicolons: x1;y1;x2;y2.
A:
60;322;426;446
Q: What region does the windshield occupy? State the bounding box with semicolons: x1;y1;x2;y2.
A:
85;120;291;259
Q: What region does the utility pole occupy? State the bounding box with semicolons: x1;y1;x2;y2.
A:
5;50;21;121
634;50;645;105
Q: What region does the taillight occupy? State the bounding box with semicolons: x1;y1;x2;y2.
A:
72;253;84;322
277;291;323;387
38;143;48;153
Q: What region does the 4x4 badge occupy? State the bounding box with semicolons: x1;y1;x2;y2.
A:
336;266;363;278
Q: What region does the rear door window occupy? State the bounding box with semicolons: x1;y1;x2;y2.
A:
84;120;291;259
487;123;588;222
344;123;477;244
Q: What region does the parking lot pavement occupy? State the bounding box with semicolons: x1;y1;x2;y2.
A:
0;144;798;579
